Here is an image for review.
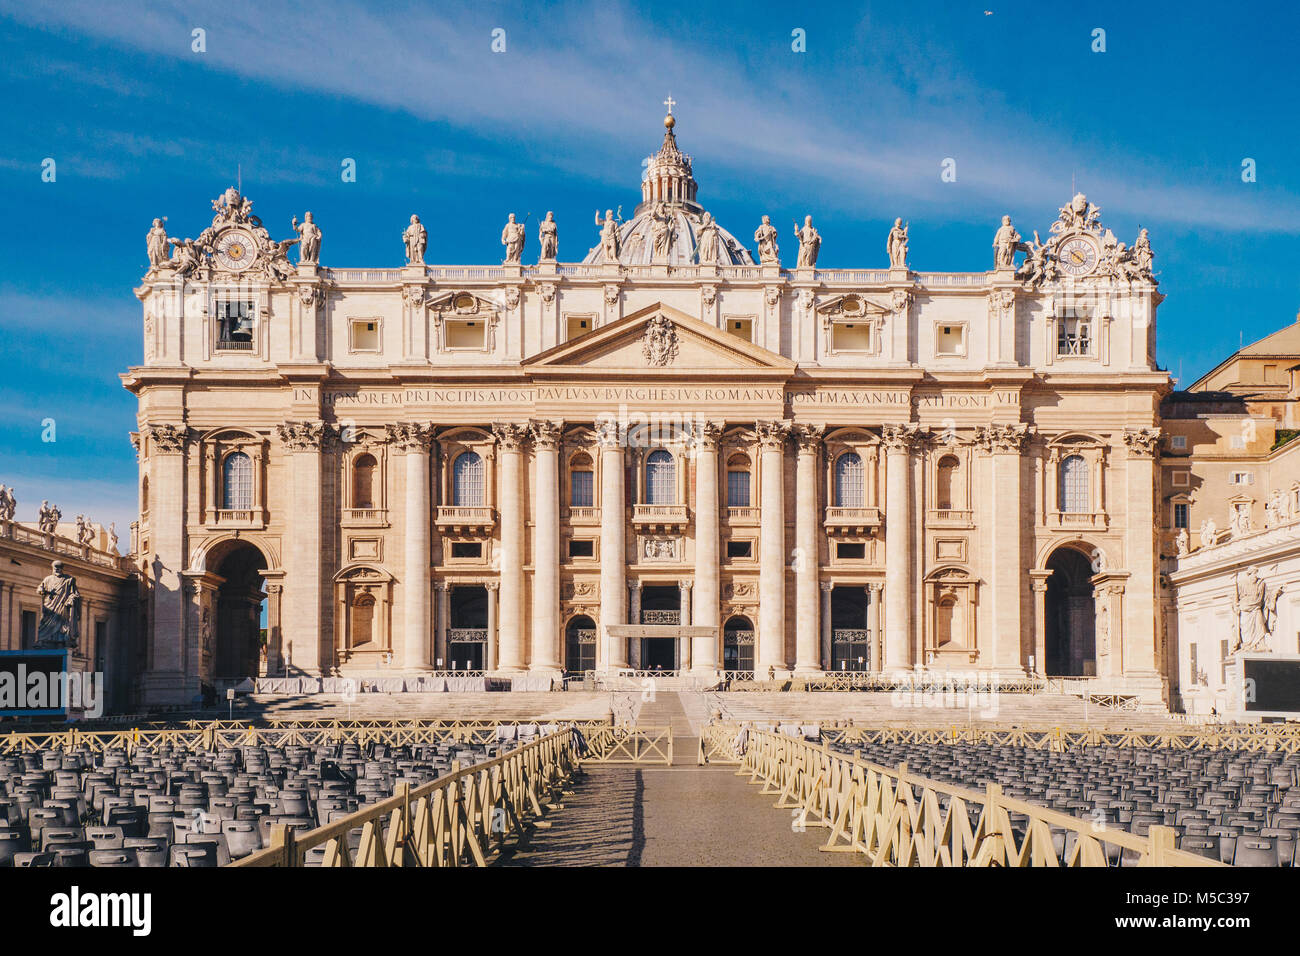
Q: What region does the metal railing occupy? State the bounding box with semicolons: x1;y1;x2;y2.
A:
738;730;1223;866
232;729;577;867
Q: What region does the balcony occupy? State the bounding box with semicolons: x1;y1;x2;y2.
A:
1047;510;1108;532
214;509;262;529
447;628;488;643
726;506;760;525
823;506;881;535
342;508;388;528
641;609;681;625
929;508;974;527
566;506;601;526
436;506;496;534
631;503;689;532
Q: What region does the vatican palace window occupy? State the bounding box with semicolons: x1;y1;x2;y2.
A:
221;452;253;510
216;298;256;350
726;455;752;508
834;452;865;508
452;451;485;507
1058;455;1089;513
569;455;594;507
645;450;676;505
1057;315;1092;356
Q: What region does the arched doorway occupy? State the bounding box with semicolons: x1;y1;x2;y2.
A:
565;615;597;675
723;616;755;673
211;541;267;680
1045;546;1096;676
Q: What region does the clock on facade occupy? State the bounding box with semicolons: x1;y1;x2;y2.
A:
214;230;258;272
1056;236;1099;277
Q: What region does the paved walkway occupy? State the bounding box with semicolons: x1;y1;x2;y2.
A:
498;693;862;867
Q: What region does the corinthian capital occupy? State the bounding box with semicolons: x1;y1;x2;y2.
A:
755;419;792;449
880;422;925;452
529;419;564;449
791;423;825;452
276;420;328;452
975;422;1035;454
492;421;531;451
386;422;433;452
144;423;188;455
1122;426;1161;458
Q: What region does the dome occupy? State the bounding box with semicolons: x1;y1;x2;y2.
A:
583;115;755;267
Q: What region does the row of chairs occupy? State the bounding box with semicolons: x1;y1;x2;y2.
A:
832;739;1300;866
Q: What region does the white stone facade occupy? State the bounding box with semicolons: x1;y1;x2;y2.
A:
124;119;1170;705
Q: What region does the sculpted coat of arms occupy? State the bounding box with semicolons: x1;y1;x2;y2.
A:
641;313;679;367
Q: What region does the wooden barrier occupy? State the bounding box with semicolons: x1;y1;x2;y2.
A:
581;726;673;765
0;719;613;756
232;730;577;867
739;730;1224;867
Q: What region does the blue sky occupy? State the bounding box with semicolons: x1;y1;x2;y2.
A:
2;0;1299;545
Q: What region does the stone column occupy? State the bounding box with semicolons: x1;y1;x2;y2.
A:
869;582;884;672
434;581;448;669
882;424;918;672
692;421;722;673
265;583;284;674
981;424;1032;672
627;582;641;669
793;424;824;674
393;423;433;671
1029;571;1052;676
530;420;563;672
820;582;833;672
598;422;628;669
678;580;693;626
756;420;791;674
278;422;327;674
141;424;190;704
485;581;499;671
1122;429;1161;676
493;423;530;672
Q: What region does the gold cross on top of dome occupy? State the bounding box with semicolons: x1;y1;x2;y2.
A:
663;94;676;115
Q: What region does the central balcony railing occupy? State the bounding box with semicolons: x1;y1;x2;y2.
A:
342;508;387;526
447;628;488;643
641;609;680;625
436;506;496;533
632;503;689;530
824;506;882;534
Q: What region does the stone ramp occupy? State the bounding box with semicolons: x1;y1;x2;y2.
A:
497;764;862;867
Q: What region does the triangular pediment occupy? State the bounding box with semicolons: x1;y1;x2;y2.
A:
523;303;795;372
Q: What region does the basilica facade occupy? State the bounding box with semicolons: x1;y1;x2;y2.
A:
125;114;1170;705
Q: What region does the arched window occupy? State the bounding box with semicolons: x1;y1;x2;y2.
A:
723;616;755;673
570;452;594;508
352;454;377;509
726;453;751;508
645;450;675;505
453;451;484;506
564;614;597;673
936;455;959;510
222;452;253;510
351;593;375;647
834;452;864;508
1058;455;1088;513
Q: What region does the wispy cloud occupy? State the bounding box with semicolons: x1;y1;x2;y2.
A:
5;0;1297;233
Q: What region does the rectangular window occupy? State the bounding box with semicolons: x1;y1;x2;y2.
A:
216;299;256;350
350;318;380;352
726;470;750;508
1056;316;1091;356
570;470;594;508
725;318;753;342
1173;503;1189;529
1170;435;1187;450
837;542;866;560
450;542;481;559
935;324;965;356
726;540;753;559
568;539;594;558
566;315;594;341
833;323;870;352
446;320;485;349
1230;472;1253;485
